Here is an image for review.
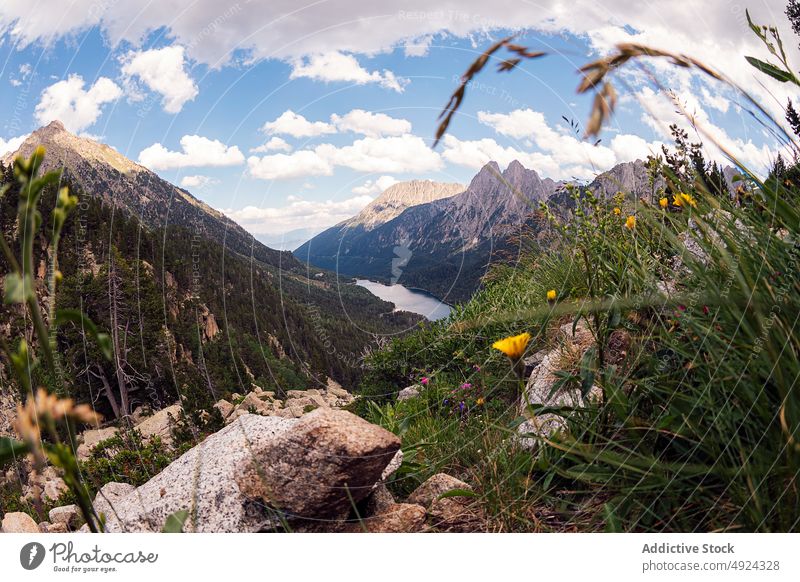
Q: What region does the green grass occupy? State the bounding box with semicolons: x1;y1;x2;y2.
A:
357;165;800;533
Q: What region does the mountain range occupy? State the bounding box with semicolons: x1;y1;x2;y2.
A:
0;121;420;420
295;159;657;302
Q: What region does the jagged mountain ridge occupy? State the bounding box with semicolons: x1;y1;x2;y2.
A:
295;160;561;302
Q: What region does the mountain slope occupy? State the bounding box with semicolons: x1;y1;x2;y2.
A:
0;122;421;420
296;160;558;302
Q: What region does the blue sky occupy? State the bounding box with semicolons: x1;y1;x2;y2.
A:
0;1;791;239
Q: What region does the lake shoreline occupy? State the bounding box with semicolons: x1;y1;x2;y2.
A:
353;278;452;321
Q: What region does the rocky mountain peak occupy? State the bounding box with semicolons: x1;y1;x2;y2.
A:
344;179;464;230
4;120;144;177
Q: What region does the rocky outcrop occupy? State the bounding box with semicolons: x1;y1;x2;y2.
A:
237;408;400;520
517;320;602;450
96;409;401;532
100;414;297;532
224;383;355;423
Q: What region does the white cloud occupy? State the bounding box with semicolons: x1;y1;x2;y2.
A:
180;174;218;189
247;150;333;180
249;134;442;180
331;109;411;137
222;194;374;234
261;110;335;138
352;175;399;195
138;135;244;170
250;136;292;153
262;109;413;140
121;46;198;113
0;133;28;155
315;134;443;174
290;52;408;92
700;86;731;114
635;86;773;174
34;74;122;133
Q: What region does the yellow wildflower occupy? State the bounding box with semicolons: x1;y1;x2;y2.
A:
659;197;668;208
475;397;485;406
492;332;531;361
672;192;697;208
613;207;621;215
625;215;636;230
546;289;557;302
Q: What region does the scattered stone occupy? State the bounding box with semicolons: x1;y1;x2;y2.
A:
48;505;80;530
235;392;270;416
135;403;182;447
397;385;420;401
24;466;68;503
213;399;234;420
517;319;601;451
408;473;472;508
77;426;119;460
407;473;481;532
326;378;350;398
1;512;39;533
361;483;396;516
355;503;427;533
237;408;401;520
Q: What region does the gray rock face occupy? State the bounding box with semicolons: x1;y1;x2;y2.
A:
407;473;472;508
237;408;401;520
93;482;136;522
102;414;297;532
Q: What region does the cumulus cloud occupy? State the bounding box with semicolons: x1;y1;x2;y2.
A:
352;175;399;195
250;136;292;153
289;52;408;92
0;133;28;155
34;74;122;132
121;45;198;113
442;107;673;180
222;194;374;234
248;134;441;180
180;174;218;189
248;150;333;180
263;109;413;140
331;109;411;137
261;110;335;138
138;135;244;170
